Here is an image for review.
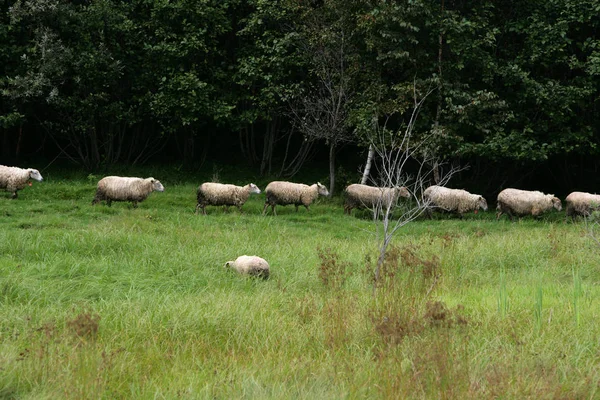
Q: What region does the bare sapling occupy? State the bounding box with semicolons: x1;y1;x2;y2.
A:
366;87;462;294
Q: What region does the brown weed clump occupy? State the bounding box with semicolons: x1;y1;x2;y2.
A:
368;244;468;346
317;247;351;290
67;311;100;341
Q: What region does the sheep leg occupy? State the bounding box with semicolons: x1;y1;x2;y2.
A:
272;204;277;216
295;204;299;212
304;204;310;212
236;205;243;213
132;201;138;208
506;210;514;221
11;191;18;199
425;208;433;219
107;199;112;207
262;203;269;215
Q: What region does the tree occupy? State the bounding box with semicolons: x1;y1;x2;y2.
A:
287;0;371;194
364;85;461;292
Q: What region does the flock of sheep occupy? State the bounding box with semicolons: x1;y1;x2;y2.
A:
1;164;599;222
4;163;600;279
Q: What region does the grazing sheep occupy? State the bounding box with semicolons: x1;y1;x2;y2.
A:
92;176;164;208
195;182;261;215
263;181;329;215
496;188;561;220
225;255;270;279
423;185;488;218
344;184;410;215
565;191;600;220
0;165;43;199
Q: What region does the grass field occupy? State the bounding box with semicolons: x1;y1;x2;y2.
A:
1;170;600;399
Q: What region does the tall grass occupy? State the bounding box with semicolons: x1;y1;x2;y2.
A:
1;173;600;398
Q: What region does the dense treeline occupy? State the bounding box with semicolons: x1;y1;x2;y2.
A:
1;0;599;195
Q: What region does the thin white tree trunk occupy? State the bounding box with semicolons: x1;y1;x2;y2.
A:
360;144;375;184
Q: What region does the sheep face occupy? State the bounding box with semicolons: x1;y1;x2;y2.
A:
478;196;488;211
396;186;410;198
552;196;562;211
248;183;261;194
317;182;329;197
28;169;43;182
151;179;165;192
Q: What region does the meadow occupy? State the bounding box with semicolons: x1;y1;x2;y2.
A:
1;169;600;399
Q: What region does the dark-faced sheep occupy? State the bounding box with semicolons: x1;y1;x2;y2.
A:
263;181;329;215
92;176;164;208
196;182;261;215
344;184;410;215
496;188;561;220
423;185;488;218
0;165;43;199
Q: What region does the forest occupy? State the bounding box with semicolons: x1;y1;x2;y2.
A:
1;0;599;196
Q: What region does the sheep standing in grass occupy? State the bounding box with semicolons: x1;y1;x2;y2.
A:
423;185;488;218
262;181;329;215
496;188;561;220
92;176;164;208
0;165;43;199
565;191;600;220
195;182;261;215
225;255;270;279
344;184;410;215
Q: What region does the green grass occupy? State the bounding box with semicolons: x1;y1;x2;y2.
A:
1;176;600;399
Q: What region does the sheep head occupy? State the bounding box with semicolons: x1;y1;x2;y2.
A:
551;196;562;211
28;169;43;182
248;183;261;194
149;178;165;192
316;182;329;197
395;186;411;198
478;196;488;211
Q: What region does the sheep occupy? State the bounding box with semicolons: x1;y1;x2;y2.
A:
344;184;410;215
0;165;43;199
195;182;261;215
224;255;270;279
423;185;488;218
262;181;329;215
92;176;164;208
565;191;600;221
496;188;561;220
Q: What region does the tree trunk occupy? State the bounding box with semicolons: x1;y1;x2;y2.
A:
432;0;444;185
361;144;375;184
329;141;336;195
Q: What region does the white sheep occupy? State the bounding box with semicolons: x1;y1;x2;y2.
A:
423;185;488;218
0;165;43;199
92;176;164;208
565;191;600;220
195;182;261;215
225;255;270;279
263;181;329;215
344;184;410;215
496;188;561;220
